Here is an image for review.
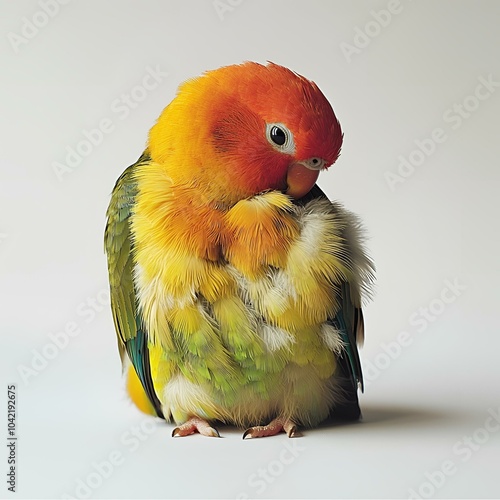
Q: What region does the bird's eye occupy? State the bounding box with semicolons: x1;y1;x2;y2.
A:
266;123;295;154
270;126;286;146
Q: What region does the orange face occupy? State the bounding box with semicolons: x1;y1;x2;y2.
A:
148;62;343;204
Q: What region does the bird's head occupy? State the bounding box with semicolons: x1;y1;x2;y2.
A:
148;62;343;205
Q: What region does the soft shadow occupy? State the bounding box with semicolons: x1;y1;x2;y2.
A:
313;404;453;432
361;404;452;426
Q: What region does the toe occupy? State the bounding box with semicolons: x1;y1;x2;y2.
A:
172;417;220;438
243;417;299;439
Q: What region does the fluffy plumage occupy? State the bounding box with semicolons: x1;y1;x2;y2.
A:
105;62;374;435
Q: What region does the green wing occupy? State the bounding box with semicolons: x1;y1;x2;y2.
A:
104;151;164;418
335;281;365;391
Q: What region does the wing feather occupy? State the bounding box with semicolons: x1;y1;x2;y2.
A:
105;151;164;418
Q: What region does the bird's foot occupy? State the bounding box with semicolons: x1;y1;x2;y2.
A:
243;417;301;439
172;417;220;438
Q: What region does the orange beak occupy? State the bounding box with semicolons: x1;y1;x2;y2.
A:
285;159;324;199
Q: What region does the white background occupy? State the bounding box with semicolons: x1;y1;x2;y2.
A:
1;1;499;498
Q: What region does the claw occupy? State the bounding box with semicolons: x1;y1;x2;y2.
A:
242;428;253;440
243;417;300;439
172;417;220;438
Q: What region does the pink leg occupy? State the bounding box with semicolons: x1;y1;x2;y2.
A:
172;417;220;438
243;417;301;439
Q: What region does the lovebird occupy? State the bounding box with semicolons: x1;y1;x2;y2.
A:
105;62;374;438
